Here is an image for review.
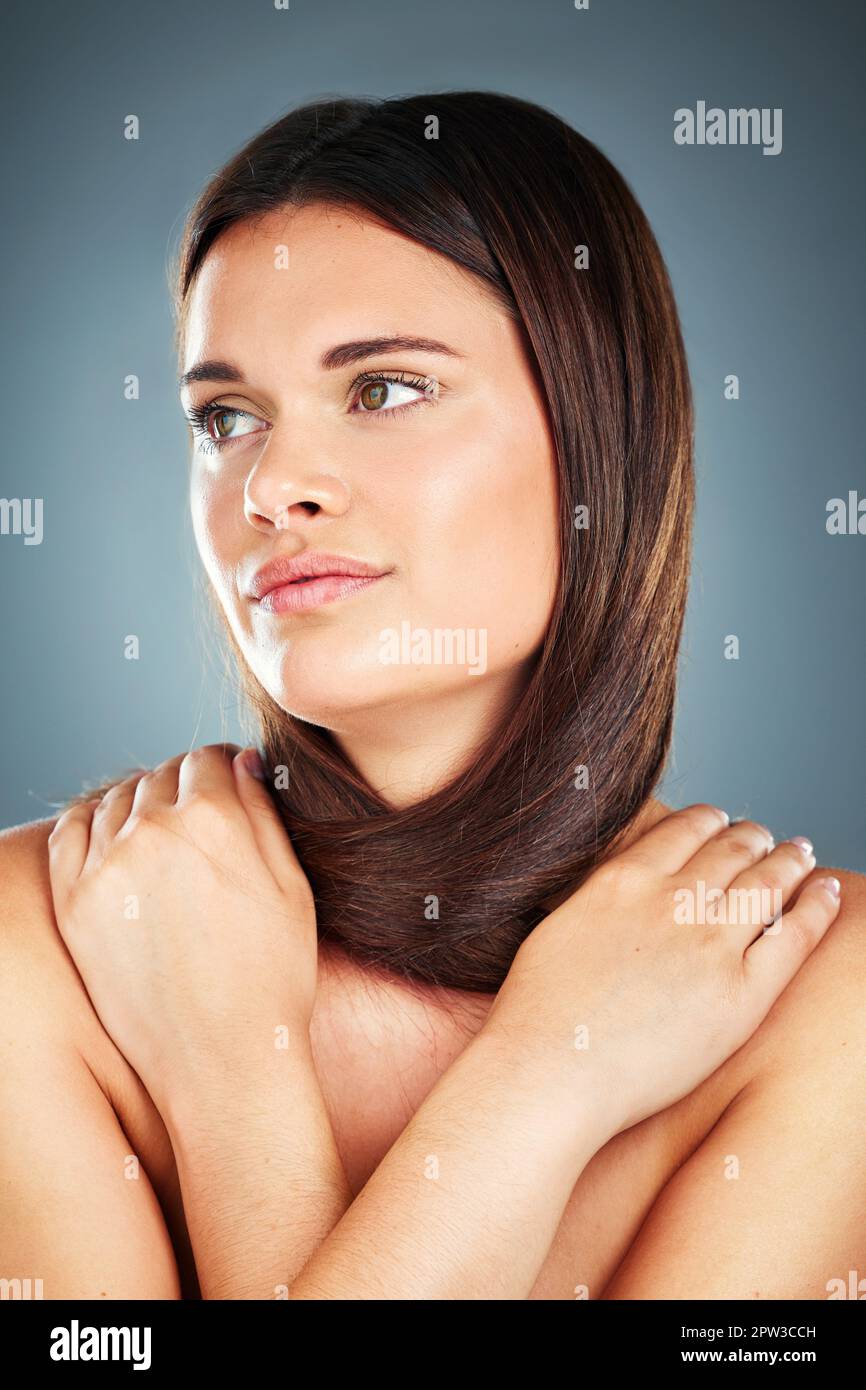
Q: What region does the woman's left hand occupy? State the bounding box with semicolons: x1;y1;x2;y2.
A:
47;744;317;1117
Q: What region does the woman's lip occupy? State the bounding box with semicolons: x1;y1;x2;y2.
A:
256;573;387;614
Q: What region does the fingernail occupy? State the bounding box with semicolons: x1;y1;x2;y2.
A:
788;836;814;856
818;876;841;898
239;748;266;780
715;808;730;826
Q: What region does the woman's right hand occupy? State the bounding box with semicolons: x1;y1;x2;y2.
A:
483;803;841;1140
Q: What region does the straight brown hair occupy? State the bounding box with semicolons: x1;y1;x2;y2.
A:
70;91;695;994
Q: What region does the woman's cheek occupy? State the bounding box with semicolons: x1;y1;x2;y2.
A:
401;431;556;660
191;470;236;576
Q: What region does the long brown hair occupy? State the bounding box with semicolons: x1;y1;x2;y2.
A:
71;91;695;994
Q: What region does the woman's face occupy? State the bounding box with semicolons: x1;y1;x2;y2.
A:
181;202;559;737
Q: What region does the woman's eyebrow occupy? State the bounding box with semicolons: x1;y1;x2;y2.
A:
178;360;243;392
318;335;465;370
178;336;464;393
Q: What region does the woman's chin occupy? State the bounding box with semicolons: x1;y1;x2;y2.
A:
249;632;483;727
266;668;464;730
262;671;412;728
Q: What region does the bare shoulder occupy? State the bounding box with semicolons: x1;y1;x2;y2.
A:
597;860;866;1298
736;861;866;1083
0;815;184;1297
0;811;127;1045
0;811;167;1100
0;816;91;1021
0;813;129;1078
645;800;866;1067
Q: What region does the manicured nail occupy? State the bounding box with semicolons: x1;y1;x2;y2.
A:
818;876;841;898
238;748;266;780
788;836;814;856
715;808;730;826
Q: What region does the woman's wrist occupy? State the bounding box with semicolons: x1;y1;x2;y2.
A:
158;1024;319;1150
160;1029;353;1298
288;1018;614;1299
476;1011;617;1160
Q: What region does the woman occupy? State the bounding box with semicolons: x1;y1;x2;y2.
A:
1;92;863;1300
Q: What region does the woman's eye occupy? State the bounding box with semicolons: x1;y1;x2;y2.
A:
211;408;243;440
186;404;267;454
185;372;437;453
350;373;435;418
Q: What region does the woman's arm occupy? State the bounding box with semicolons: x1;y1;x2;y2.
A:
47;757;842;1301
0;1033;183;1300
160;808;843;1301
598;866;866;1300
44;746;358;1298
161;1034;353;1300
0;823;183;1300
168;854;847;1303
165;1021;608;1301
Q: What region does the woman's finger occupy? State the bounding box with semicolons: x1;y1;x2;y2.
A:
174;744;243;811
687;818;774;889
86;769;150;865
742;875;841;1013
619;803;730;877
130;754;186;818
47;800;99;907
232;748;306;892
717;838;817;952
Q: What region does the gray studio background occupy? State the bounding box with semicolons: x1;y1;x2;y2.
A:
2;0;864;869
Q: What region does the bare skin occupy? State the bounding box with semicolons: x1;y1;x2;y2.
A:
2;202;864;1298
1;791;863;1299
182;203;560;807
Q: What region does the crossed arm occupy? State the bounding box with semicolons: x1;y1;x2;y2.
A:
5;955;864;1302
2;821;865;1301
148;905;866;1304
165;1024;606;1300
0;820;602;1301
0;932;602;1300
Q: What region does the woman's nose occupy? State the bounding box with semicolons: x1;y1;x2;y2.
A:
243;436;351;531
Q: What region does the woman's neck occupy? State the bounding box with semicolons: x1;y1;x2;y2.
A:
314;793;672;1037
329;658;538;808
308;795;673;1189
